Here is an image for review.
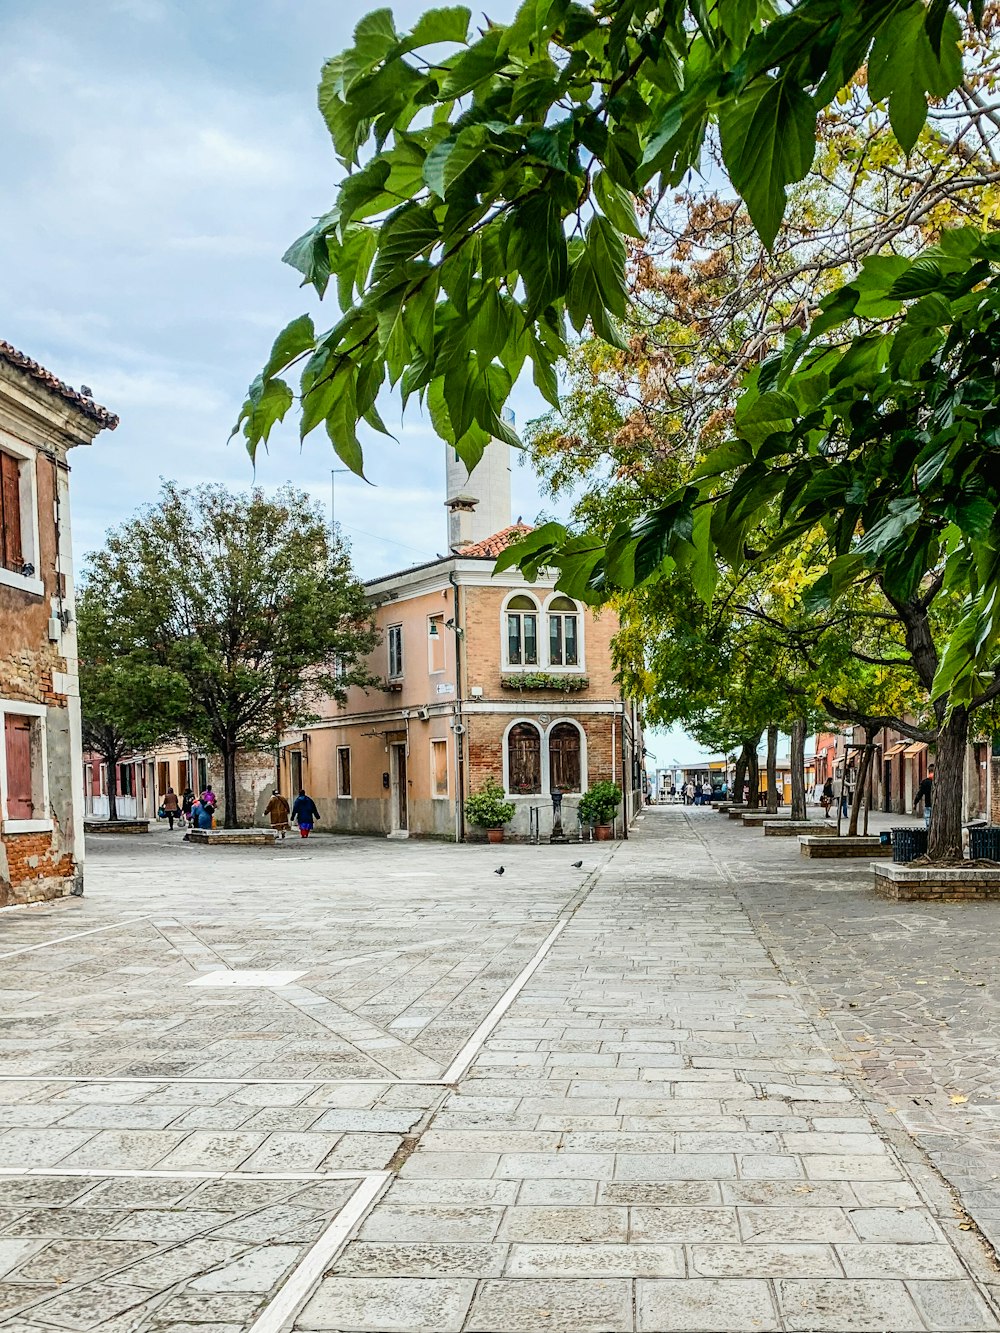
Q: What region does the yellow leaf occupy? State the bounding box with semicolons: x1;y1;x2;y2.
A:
950;1094;968;1104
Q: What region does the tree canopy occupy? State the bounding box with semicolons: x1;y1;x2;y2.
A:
235;0;982;478
83;484;379;826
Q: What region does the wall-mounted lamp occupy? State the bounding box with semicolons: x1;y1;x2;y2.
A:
428;622;439;638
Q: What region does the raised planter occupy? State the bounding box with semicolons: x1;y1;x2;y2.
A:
800;835;891;859
187;829;277;846
728;806;756;820
741;811;791;826
764;820;837;837
873;863;1000;901
84;819;149;835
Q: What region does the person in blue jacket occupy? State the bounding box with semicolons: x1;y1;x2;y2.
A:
291;789;319;839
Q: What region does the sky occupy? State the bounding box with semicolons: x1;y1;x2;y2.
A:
1;0;714;766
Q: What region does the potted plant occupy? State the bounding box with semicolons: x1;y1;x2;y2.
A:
466;777;516;843
579;780;623;840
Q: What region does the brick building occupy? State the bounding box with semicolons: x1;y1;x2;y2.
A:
0;341;116;904
281;442;644;840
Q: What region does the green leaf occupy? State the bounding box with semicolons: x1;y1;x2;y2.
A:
592;170;642;238
586;215;627;317
324;364;366;477
403;6;470;50
233;376;294;458
423;125;488;199
370;203;440;285
526;117;575;171
263;315;315;379
718;74;816;248
513;193;567;316
868;4;962;152
440;28;506;97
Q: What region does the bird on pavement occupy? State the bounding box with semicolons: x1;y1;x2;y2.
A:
571;860;583;868
494;866;505;875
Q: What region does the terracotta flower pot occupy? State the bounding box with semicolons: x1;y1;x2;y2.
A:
594;824;613;841
487;828;504;844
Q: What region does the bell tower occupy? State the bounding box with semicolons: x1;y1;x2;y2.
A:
444;411;513;549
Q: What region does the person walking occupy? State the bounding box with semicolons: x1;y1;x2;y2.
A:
685;780;695;806
915;769;934;829
162;787;180;831
265;789;291;839
291;789;319;839
181;787;195;828
820;776;834;819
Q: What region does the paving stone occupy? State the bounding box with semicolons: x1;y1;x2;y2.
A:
360;1205;504;1243
297;1276;475;1331
689;1242;840;1277
847;1206;942;1242
907;1278;1000;1330
188;1243;301;1291
739;1206;856;1243
467;1277;632;1331
630;1207;740;1243
507;1242;684;1277
776;1277;925;1330
835;1243;964;1278
336;1241;507;1277
637;1277;779;1331
497;1206;627;1243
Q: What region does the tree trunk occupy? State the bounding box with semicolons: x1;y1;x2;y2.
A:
928;706;968;862
733;746;749;807
790;718;807;820
746;748;760;810
103;747;119;822
222;744;239;829
765;725;779;815
847;748;868;838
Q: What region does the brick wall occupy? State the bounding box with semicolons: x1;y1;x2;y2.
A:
466;713;621;791
0;832;75;907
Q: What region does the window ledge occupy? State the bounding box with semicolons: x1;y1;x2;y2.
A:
3;818;53;835
0;568;44;598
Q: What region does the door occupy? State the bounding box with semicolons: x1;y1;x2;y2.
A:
392;744;408;831
5;716;33;819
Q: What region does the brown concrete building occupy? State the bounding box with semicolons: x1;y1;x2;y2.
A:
0;341;116;904
281;443;643;841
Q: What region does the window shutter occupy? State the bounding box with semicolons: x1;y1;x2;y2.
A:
549;723;581;792
0;454;22;572
4;715;34;818
508;723;541;794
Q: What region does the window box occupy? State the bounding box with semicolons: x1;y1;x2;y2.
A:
500;672;589;693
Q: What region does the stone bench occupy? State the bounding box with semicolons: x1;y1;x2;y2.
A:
763;820;837;837
800;835;891;858
873;863;1000;901
741;811;791;826
187;829;278;846
84;819;149;835
727;806;752;819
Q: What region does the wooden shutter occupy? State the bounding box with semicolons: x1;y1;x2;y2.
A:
549;723;581;792
508;723;541;794
0;454;22;572
4;715;34;819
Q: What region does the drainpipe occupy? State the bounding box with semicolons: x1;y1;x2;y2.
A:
620;702;629;839
449;570;466;843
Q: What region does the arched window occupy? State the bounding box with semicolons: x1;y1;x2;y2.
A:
549;722;582;793
506;594;538;666
507;722;541;794
547;595;580;667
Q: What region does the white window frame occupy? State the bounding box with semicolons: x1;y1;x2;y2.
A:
501;592;541;670
427;614;446;675
336;745;352;799
0;699;52;833
387;623;404;679
0;435;43;598
542;593;585;672
430;737;449;798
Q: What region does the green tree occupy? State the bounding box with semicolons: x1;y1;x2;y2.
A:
83;484;379;827
77;590;189;822
235;0;978;471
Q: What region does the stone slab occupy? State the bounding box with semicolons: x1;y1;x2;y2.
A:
84;820;150;834
727;806;750;819
741;812;791;825
873;862;1000;901
764;820;837;837
187;828;277;846
799;835;892;859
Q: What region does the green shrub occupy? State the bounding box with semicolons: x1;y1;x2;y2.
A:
465;777;516;829
578;780;622;826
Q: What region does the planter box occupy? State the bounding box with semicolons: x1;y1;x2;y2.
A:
764;820;837;837
741;811;791;826
800;835;891;859
187;829;277;847
728;806;754;820
873;863;1000;901
84;819;149;835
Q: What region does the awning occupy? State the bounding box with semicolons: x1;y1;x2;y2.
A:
903;741;928;757
882;742;907;758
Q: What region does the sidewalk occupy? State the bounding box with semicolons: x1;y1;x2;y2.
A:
300;812;1000;1331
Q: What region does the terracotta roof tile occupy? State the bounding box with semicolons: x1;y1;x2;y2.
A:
0;340;118;429
457;522;534;558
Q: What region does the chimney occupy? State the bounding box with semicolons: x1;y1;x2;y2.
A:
444;412;513;548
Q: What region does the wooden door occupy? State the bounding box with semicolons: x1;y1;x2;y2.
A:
4;715;33;819
393;744;408;830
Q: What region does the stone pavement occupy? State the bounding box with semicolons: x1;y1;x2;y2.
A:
0;815;997;1329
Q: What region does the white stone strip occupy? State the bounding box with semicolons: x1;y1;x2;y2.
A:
0;914;157;960
438;919;567;1084
0;1166;380;1182
246;1172;390;1333
0;1074;444;1085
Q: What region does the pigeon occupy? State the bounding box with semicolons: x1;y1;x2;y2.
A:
571;860;583;868
494;866;505;875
